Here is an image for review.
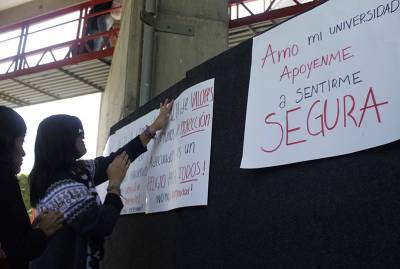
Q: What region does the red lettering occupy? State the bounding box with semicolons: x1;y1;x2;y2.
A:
279;46;353;83
329;51;341;64
261;113;283;153
260;87;387;155
280;65;290;81
261;43;276;68
262;43;299;68
307;100;324;136
292;44;299;56
358;87;389;127
286;107;307;146
300;64;306;74
343;95;357;127
321;54;329;65
342;46;354;61
324;98;340;130
313;58;321;68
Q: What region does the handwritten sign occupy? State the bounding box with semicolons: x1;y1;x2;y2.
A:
241;0;400;168
97;79;214;214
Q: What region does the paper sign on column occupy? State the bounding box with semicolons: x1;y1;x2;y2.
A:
241;0;400;168
97;78;214;214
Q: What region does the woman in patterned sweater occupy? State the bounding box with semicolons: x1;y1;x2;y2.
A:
29;99;173;269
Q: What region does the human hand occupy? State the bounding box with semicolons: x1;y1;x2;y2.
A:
107;152;131;190
37;210;64;237
149;98;173;133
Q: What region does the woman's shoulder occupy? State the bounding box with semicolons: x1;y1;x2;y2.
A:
0;165;19;199
77;159;96;178
0;162;15;181
36;179;97;224
42;178;87;195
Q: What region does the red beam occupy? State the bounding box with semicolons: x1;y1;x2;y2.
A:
0;0;119;81
0;48;114;81
0;28;118;64
85;5;122;19
229;0;326;28
229;0;257;4
0;0;113;33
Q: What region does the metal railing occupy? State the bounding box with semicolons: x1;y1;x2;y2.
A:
0;0;120;81
228;0;325;28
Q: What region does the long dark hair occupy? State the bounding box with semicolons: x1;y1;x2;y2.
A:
0;106;26;169
29;114;84;206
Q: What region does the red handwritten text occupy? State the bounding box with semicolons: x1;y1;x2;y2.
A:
261;87;388;153
191;86;214;111
261;43;299;68
280;45;354;84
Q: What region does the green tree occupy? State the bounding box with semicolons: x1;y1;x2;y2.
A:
18;174;32;215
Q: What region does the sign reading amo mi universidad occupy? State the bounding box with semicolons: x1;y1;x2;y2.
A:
241;0;400;168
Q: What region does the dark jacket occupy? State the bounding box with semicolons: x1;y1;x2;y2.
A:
0;162;47;269
30;136;146;269
87;2;113;32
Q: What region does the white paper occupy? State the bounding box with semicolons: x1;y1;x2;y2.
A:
241;0;400;168
97;78;214;213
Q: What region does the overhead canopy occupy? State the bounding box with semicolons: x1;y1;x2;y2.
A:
0;59;110;108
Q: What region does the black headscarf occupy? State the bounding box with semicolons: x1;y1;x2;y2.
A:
29;114;84;206
0;106;27;167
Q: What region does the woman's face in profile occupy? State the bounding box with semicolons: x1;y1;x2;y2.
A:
75;132;87;158
13;137;25;174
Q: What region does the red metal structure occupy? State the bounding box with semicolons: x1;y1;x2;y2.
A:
228;0;325;28
0;0;325;79
227;0;326;47
0;0;120;81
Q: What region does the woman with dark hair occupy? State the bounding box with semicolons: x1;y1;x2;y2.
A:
29;99;173;269
0;106;64;269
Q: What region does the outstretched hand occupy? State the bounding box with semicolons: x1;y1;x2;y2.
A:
150;98;173;132
139;98;174;147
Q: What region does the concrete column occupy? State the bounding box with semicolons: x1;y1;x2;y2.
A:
96;0;144;155
97;0;228;154
152;0;229;95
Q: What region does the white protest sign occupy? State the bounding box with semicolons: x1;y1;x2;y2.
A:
97;78;214;214
241;0;400;168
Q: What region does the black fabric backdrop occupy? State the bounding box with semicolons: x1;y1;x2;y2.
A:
101;36;400;269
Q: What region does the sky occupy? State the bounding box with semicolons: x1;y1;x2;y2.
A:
15;93;101;174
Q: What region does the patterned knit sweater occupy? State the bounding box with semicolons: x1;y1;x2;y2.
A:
30;136;146;269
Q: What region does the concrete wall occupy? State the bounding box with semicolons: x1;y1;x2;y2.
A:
97;0;144;154
0;0;84;27
153;0;229;95
96;0;229;153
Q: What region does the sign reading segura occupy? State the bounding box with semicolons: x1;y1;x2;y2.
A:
97;79;214;214
241;0;400;168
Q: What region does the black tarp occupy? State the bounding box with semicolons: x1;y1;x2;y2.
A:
101;37;400;268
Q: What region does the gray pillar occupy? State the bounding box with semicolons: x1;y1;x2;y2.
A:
97;0;144;155
139;0;156;106
97;0;228;154
153;0;229;95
